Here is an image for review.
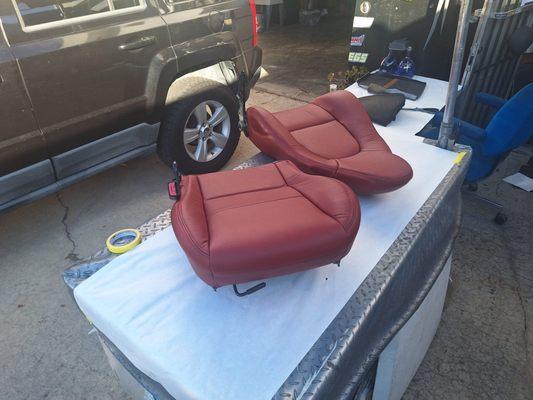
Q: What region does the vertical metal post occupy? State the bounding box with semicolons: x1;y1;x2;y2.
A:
437;0;473;149
460;0;495;90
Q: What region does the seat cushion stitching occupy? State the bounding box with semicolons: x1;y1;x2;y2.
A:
334;159;340;176
273;162;288;185
204;184;287;201
288;119;342;134
175;203;209;258
208;193;302;215
338;183;358;233
288;183;350;234
275;164;351;234
336;164;413;182
195;176;217;286
313;101;362;147
273;112;335;132
289;122;360;159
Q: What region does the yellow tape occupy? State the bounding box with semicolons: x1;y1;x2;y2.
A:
454;151;467;165
106;229;142;254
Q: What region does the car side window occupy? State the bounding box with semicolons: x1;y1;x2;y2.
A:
13;0;143;28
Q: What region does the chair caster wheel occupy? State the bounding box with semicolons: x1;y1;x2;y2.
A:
467;183;478;192
494;212;507;225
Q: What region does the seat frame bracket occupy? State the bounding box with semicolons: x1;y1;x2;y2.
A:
233;282;267;297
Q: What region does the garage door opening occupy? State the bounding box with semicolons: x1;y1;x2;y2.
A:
254;1;354;101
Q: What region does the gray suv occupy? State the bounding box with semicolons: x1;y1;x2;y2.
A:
0;0;261;212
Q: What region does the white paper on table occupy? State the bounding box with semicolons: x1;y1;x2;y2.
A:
503;172;533;192
74;135;457;400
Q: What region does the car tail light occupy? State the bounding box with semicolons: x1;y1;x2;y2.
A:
249;0;258;46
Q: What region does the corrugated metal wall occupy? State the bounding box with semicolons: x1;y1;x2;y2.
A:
459;0;532;126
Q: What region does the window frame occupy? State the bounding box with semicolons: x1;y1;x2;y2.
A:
10;0;147;32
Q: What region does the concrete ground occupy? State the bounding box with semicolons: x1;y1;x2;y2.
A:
404;147;533;400
1;16;532;400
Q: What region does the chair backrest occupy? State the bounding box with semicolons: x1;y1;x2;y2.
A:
483;83;533;157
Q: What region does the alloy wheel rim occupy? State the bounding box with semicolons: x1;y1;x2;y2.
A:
183;100;231;163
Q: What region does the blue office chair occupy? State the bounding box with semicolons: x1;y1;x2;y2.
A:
422;83;533;223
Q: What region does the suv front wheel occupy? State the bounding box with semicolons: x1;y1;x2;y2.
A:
157;78;240;174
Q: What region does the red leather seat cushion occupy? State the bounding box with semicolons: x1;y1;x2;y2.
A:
247;91;413;195
171;161;360;288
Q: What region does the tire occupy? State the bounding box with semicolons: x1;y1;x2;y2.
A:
157;77;240;174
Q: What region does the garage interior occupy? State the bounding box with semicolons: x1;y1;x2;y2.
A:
254;1;353;101
0;2;532;399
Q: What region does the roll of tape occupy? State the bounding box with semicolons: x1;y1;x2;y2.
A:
106;229;142;254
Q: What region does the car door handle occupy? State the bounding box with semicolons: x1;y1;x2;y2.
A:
118;36;156;51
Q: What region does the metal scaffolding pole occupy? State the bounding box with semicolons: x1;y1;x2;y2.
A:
437;0;473;149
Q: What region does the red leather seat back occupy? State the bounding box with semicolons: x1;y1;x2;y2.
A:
247;91;413;195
